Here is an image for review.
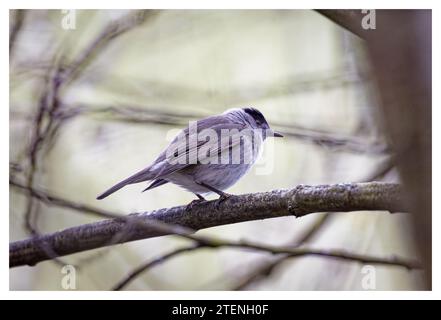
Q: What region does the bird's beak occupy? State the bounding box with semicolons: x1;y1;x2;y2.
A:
267;129;283;138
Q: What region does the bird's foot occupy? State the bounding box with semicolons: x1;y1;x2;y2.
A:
215;193;232;210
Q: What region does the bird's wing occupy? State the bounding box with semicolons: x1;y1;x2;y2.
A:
152;120;247;179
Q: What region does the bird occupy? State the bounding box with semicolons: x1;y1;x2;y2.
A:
97;107;283;207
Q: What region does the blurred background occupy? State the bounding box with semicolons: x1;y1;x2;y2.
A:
9;9;423;290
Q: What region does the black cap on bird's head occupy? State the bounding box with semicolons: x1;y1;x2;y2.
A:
242;107;283;138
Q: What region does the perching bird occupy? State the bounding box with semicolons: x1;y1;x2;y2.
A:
97;107;283;206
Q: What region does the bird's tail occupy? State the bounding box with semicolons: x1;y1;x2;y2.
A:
96;166;155;200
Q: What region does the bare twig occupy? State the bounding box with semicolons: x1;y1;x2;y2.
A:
11;179;121;220
62;10;160;86
24;59;65;227
21;58;68;266
9;9;26;56
112;244;203;290
89;68;372;109
52;102;389;154
232;213;331;291
111;229;420;290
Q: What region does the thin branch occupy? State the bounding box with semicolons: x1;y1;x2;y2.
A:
62;10;160;86
77;67;372;110
10;181;406;268
232;213;331;291
9;9;26;56
52;102;389;154
11;179;120;220
112;244;203;290
21;58;68;267
112;231;420;290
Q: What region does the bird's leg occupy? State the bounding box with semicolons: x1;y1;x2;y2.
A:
185;194;207;211
194;180;229;197
196;193;206;200
194;180;232;209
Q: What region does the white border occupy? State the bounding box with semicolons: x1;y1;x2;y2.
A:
3;0;439;300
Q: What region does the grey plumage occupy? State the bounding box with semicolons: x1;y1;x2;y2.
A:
97;107;282;201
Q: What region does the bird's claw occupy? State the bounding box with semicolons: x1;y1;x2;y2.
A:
215;193;232;210
185;199;206;211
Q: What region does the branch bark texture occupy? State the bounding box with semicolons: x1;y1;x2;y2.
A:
10;182;404;268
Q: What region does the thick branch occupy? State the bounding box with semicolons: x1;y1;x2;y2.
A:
10;182;405;268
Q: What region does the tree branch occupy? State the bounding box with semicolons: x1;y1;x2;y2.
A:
10;182;405;268
232;213;331;290
62;10;160;86
56;102;389;154
9;9;26;56
112;235;420;291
